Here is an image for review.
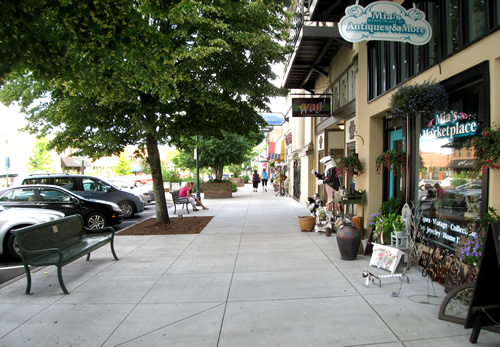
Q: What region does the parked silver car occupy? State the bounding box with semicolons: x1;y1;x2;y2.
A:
107;178;153;205
0;205;65;259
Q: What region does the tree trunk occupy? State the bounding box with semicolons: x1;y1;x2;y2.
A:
145;133;169;223
215;166;223;180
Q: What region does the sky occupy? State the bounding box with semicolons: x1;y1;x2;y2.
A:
0;104;36;178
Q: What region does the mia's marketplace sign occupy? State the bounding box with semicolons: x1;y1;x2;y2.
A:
421;111;478;140
339;1;432;45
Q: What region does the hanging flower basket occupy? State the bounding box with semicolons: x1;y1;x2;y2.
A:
375;149;406;174
336;156;364;177
389;80;448;119
472;123;500;170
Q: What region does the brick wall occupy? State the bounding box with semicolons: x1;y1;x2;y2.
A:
231;177;245;187
202;182;232;199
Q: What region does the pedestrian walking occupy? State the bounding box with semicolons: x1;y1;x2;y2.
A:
252;170;260;192
261;168;268;192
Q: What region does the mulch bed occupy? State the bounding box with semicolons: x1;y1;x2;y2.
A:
117;216;213;235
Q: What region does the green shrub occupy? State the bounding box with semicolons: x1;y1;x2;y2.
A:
162;168;182;183
379;197;401;216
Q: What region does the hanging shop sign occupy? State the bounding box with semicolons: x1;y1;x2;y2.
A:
267;142;280;160
292;98;331;117
260;113;284;126
339;1;432;45
421;111;478;140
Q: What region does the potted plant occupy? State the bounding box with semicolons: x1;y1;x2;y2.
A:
381;213;406;244
375;149;407;174
457;207;500;267
389;80;448;118
368;213;384;243
472;123;500;170
336;155;364;177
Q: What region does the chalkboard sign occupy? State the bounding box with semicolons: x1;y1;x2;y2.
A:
465;222;500;343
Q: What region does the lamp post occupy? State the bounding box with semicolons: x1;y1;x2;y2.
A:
195;136;201;200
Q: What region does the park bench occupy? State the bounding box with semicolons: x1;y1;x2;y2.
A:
13;214;119;295
170;189;190;214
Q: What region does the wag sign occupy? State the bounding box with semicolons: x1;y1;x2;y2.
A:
339;1;432;45
292;98;331;117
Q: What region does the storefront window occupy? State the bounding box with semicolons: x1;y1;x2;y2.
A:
416;80;485;251
445;0;460;55
332;81;340;111
467;0;486;41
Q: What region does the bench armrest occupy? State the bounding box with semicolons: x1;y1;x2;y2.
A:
20;248;64;263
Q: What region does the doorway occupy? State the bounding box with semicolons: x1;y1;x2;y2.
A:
389;128;403;199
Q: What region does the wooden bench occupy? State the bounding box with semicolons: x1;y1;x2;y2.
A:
13;214;119;295
170;190;190;214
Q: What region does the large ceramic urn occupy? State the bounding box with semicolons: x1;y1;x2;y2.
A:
336;218;361;260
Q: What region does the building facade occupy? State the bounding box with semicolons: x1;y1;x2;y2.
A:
280;0;500;250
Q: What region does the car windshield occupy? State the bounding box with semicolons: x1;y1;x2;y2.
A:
82;178;111;192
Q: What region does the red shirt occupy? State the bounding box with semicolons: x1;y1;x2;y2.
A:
179;187;191;197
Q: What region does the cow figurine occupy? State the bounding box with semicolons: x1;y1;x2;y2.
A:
311;155;342;213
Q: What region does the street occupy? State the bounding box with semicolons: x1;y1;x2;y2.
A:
0;204;157;285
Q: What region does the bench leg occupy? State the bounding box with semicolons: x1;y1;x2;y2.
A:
186;203;190;214
23;264;32;295
173;204;177;214
110;241;119;260
56;266;70;294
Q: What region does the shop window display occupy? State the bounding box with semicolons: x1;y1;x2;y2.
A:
417;80;485;252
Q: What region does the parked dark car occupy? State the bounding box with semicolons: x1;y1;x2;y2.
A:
0;185;123;229
17;173;144;218
0;205;65;259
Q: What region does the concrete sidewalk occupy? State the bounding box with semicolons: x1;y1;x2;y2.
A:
0;184;498;346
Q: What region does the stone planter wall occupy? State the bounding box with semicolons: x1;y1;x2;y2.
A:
231;177;245;187
202;182;232;199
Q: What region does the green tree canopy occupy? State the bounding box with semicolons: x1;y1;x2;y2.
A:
26;137;53;172
0;0;290;223
174;131;264;180
112;153;133;176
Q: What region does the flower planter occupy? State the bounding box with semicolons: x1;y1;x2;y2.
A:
202;182;232;199
231;177;245;187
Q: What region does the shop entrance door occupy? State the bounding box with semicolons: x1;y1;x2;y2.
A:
389;128;403;199
293;160;300;199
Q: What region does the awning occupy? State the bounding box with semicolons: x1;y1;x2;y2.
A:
61;157;91;168
448;159;475;169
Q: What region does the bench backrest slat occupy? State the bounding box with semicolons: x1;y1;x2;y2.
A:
14;215;85;252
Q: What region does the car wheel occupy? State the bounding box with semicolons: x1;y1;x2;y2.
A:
119;201;135;218
7;232;21;260
86;212;107;229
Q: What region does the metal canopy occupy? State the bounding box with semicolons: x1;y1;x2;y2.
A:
283;0;373;91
